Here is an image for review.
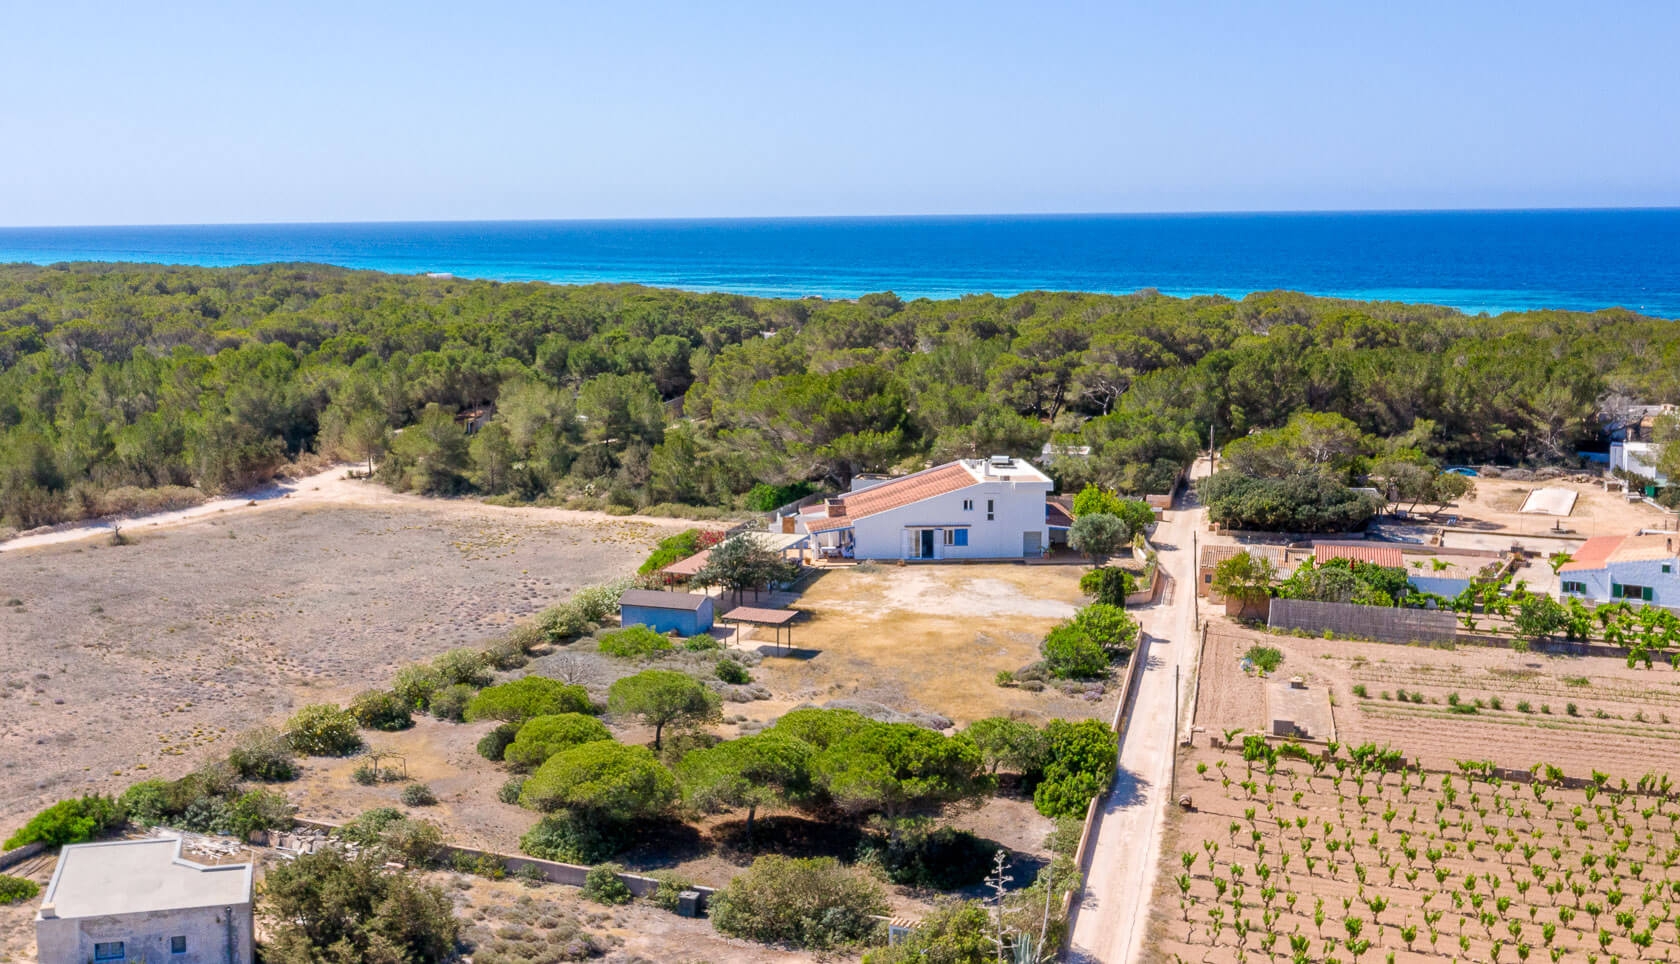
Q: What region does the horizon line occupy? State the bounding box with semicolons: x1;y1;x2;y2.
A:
3;204;1680;231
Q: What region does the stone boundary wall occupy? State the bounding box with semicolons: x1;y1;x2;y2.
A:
270;820;715;908
0;842;45;872
1268;597;1457;644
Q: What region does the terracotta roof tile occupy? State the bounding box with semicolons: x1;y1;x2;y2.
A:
801;462;979;529
1558;535;1626;573
1314;544;1404;569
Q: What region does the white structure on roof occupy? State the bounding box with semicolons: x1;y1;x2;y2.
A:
1610;441;1668;485
1559;531;1680;608
36;836;254;964
794;456;1055;560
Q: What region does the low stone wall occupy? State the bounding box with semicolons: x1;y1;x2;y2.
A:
0;842;45;872
271;820;714;908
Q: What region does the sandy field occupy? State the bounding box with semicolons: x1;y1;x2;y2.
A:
1446;475;1671;541
0;481;676;832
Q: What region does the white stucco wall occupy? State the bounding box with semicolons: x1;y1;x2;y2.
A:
1610;442;1668;484
37;903;254;964
847;479;1051;560
1561;558;1680;609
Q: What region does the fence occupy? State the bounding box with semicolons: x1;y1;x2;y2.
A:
1268;597;1457;644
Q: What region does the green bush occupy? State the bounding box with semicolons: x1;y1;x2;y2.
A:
482;634;531;671
331;807;408;847
391;664;444;710
227;726;298;782
1079;566;1138;606
284;704;364;756
638;528;704;575
683;634;721;652
3;795;123;849
261;848;458;961
431;647;493;688
0;873;40;905
1041;623;1110;680
862;900;991;964
859;826;993;889
502;713;614;771
476;721;521;762
519;813;629;864
716;658;751;684
1069;603;1139;653
349;689;413;731
466;676;593;724
743;481;815;513
1033;719;1118;818
710;855;887;949
429;683;476;722
1243;645;1284;674
536;581;630;642
598;625;675;660
519;742;678;820
581;863;634;905
646;870;695;912
498;777;526;805
400;783;438;807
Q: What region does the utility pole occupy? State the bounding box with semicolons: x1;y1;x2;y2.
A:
1170;663;1180;803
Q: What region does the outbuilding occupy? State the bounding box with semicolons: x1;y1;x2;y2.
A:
618;589;715;636
36;835;254;964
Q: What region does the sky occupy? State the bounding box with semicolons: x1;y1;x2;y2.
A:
2;1;1677;226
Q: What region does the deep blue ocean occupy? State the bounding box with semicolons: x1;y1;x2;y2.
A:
2;209;1678;318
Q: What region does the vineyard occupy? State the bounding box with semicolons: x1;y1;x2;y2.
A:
1155;739;1680;964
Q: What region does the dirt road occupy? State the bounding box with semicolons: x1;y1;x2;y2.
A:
1069;466;1208;964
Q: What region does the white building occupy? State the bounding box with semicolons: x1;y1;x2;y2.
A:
1610;440;1668;485
1558;531;1680;609
36;836;254;964
795;456;1055;560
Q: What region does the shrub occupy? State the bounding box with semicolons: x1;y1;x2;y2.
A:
743;481;815;513
503;713;615;771
260;849;457;961
638;528;704;575
334;808;408;847
994;670;1015;687
1243;645;1283;674
228;788;296;838
859;825;993;889
861;899;991;964
284;704;363;756
597;625;675;660
536;581;630;642
0;873;40;905
483;635;530;671
1489;696;1504;711
710;855;888;949
429;683;476;722
1070;603;1139;654
716;658;751;684
1353;684;1369;698
432;648;493;688
581;863;634;904
1518;700;1533;713
400;783;438;807
498;777;526;805
477;721;522;762
1034;719;1118;819
351;762;380;786
3;795;123;849
683;634;722;652
520;813;630;864
466;677;593;724
227;727;298;782
1041;624;1109;680
519;742;679;820
646;869;695;912
391;664;443;710
1079;566;1138;606
962;717;1050;776
1567;702;1580;716
349;689;413;731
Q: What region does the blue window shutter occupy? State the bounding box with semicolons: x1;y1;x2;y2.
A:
954;529;968;547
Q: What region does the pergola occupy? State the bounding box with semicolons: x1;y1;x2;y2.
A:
721;605;800;652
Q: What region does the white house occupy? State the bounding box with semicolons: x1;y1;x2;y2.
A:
795;456;1055;560
36;836;254;964
1558;531;1680;609
1610;441;1668;485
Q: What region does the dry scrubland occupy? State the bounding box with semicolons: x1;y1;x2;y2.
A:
1151;618;1680;963
0;499;665;830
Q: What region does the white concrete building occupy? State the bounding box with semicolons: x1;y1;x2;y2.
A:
1558;531;1680;609
795;456;1055;560
36;836;254;964
1610;441;1669;485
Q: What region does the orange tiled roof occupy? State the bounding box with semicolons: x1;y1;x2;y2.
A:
1557;535;1626;573
1314;544;1404;569
802;462;979;531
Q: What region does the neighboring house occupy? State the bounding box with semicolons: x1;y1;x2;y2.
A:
1046;496;1074;548
1312;544;1405;569
1610;441;1669;485
454;404;495;436
36;836;253;964
795;456;1054;560
1603;403;1677;443
1197;544;1287;601
618;589;715;636
1558;531;1680;608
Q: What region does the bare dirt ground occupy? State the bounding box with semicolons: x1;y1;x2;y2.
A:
1446;476;1671;540
1196;618;1680;776
0;486;674;833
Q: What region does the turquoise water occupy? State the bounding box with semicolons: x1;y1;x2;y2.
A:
1;210;1677;317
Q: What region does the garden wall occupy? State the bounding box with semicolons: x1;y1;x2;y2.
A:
0;842;44;871
1268;597;1457;644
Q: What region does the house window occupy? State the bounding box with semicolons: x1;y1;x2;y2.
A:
951;529;968;547
172;936;188;954
1561;581;1587;595
94;943;125;962
962;499;973;511
1665;564;1673;574
1614;583;1653;601
986;499;995;521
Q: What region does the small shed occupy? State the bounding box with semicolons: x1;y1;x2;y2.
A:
619;589;715;636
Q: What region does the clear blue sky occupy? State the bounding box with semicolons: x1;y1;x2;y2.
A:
3;1;1677;225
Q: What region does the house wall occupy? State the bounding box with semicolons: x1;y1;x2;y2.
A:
620;600;713;636
1408;575;1471;598
1562;559;1680;608
1611;442;1668;484
846;480;1051;560
37;902;254;964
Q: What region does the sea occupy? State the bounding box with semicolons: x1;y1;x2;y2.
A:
1;209;1678;318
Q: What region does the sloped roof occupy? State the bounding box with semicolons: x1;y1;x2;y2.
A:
801;462;979;531
619;589;710;612
1314;544;1404;569
660;548;711;577
1558;535;1627;573
1560;532;1679;572
1200;544;1286;568
1046;497;1074;528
